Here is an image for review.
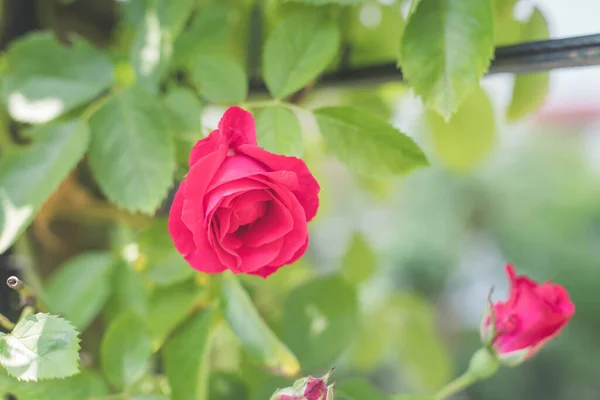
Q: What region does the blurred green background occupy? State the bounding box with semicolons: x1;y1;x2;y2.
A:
1;0;599;399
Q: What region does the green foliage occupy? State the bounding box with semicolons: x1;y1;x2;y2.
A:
0;314;80;381
46;251;116;331
507;8;550;121
336;379;397;400
163;308;215;400
283;275;358;371
88;85;175;214
220;273;300;377
1;33;113;123
400;0;494;119
0;370;108;399
0;120;90;253
313;106;428;177
255;106;304;157
263;8;341;98
427;86;496;173
190;55;248;104
341;232;376;284
100;312;152;390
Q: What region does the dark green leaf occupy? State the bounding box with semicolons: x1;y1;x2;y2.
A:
255;106;303;157
2;33;113;123
220;273;300;377
190;55;248;104
100;311;152;390
313;106;428;177
163;308;215;400
400;0;494;119
0;370;108;400
263;8;340;98
283;275;358;371
46;251;116;331
209;372;250;400
172;5;229;66
427;87;495;173
341;232;376;284
0;120;90;253
0;314;80;381
507;8;550;121
88;85;175;214
148;281;204;347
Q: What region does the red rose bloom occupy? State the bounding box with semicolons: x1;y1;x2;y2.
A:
481;265;575;364
168;106;319;278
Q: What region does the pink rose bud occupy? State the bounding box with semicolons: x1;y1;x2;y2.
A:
481;265;575;365
271;369;335;400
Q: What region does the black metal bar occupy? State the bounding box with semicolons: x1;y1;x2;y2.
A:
249;33;600;94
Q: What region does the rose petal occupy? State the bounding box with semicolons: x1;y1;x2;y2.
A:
218;106;257;149
237;144;320;221
169;180;227;274
229;191;271;228
237;238;284;273
238;193;294;247
189;129;226;167
205;178;267;215
247;238;308;279
207;154;267;192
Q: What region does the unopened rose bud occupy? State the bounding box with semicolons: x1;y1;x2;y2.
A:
480;265;575;366
271;369;335;400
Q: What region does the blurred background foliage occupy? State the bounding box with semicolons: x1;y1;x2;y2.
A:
0;0;598;399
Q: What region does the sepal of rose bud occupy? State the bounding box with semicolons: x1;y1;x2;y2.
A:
495;347;530;367
479;307;495;346
270;369;335;400
269;387;303;400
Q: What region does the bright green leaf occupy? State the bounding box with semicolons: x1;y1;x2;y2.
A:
507;8;550;121
342;232;376;284
263;8;341;98
336;379;395;400
138;219;195;287
157;0;196;38
164;87;203;137
131;4;173;94
190;56;248;104
148;281;204;347
287;0;366;4
100;311;152;390
255;106;303;157
2;32;113;123
0;369;108;399
0;314;80;381
400;0;494;119
283;275;358;371
313;106;428;177
88;85;175;214
172;5;229;66
46;251;116;331
163;308;215;400
220;273;300;377
427;87;495;173
0;120;90;254
104;259;149;322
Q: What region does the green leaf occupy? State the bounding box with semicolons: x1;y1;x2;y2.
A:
138;219;196;287
220;273;300;377
341;232;376;284
0;313;80;381
157;0;196;39
164;87;203;137
313;106;428;177
0;120;90;253
190;55;248;104
507;8;550;121
400;0;494;119
263;8;341;98
336;379;395;400
148;281;204;347
255;106;303;157
283;275;358;371
163;308;215;400
130;3;173;94
0;370;108;400
209;372;250;400
100;311;152;390
427;87;495;173
172;5;229;66
286;0;366;4
2;32;113;123
104;259;149;322
88;85;175;214
46;251;116;331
